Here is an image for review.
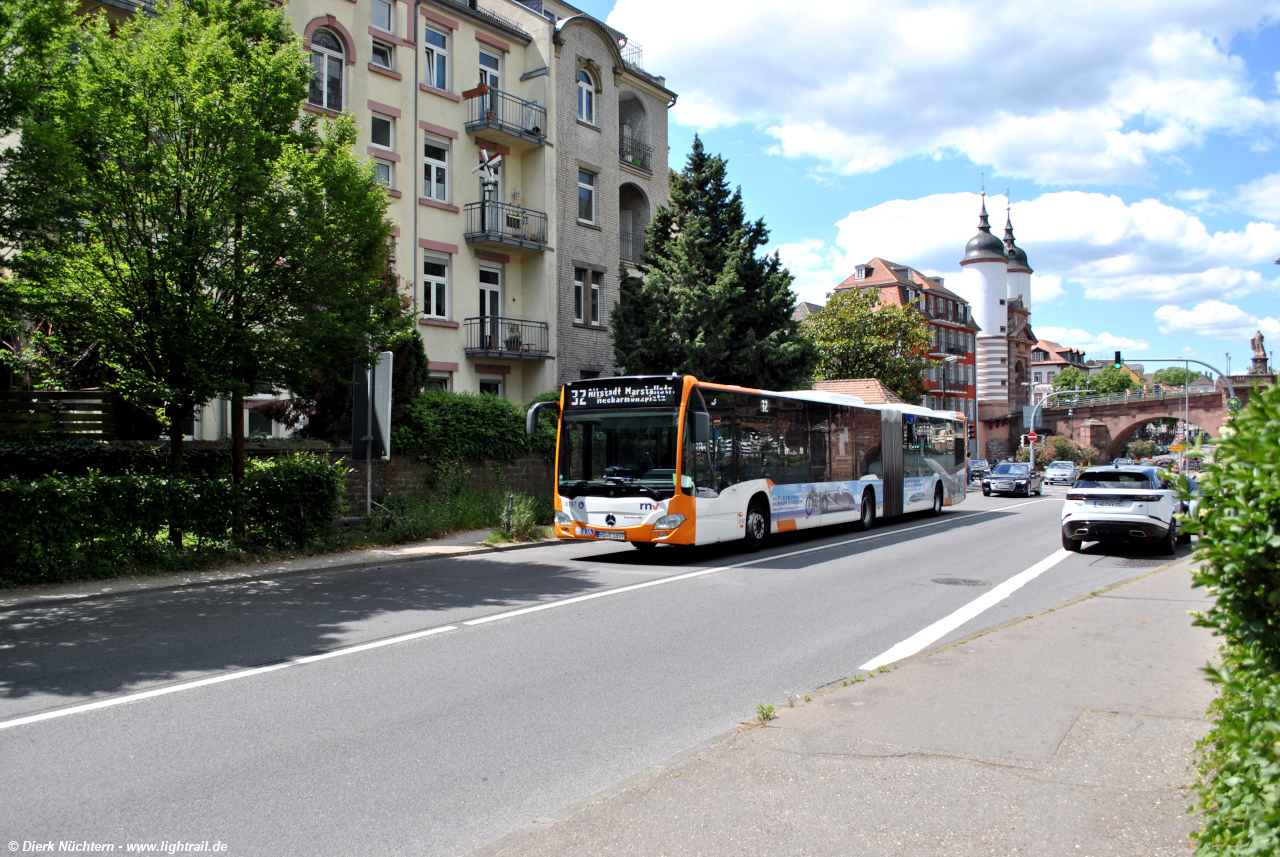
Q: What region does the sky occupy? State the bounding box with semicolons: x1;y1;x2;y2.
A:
574;0;1280;376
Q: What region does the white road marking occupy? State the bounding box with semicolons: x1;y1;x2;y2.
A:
0;496;1052;731
465;498;1052;627
0;624;458;732
858;548;1072;671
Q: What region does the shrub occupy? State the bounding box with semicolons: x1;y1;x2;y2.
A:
243;453;346;547
1015;434;1099;466
391;388;560;463
1190;381;1280;853
1125;439;1158;459
1191;381;1280;666
0;437;232;479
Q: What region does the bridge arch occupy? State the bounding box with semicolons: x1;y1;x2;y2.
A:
1106;416;1214;459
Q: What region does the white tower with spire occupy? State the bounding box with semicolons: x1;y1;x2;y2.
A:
1004;207;1033;311
959;194;1010;410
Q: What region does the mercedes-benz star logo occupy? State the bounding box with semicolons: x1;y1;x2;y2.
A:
605;514;616;527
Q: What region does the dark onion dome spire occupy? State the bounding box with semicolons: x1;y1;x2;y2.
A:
960;194;1009;265
1003;209;1033;274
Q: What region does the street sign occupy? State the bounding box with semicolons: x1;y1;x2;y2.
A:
1022;406;1041;429
1028;432;1038;442
1170;444;1186;452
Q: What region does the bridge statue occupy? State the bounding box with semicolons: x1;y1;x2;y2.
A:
1253;329;1266;358
1251;330;1270;375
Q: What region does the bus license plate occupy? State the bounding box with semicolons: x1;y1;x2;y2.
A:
597;530;625;540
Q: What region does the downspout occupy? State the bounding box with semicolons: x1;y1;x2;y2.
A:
413;0;422;316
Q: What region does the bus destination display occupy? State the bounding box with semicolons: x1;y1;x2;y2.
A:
567;380;678;408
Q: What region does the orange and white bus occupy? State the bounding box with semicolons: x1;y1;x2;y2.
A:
526;375;967;550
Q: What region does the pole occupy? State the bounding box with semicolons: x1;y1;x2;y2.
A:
1029;388;1089;470
366;365;373;517
1183;359;1189;471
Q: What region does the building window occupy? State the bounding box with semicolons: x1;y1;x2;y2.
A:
479;378;503;397
1046;371;1055;382
969;333;975;351
590;271;602;325
371;114;393;149
573;267;585;323
578;170;595;223
423;27;448;90
423;256;448;318
371;41;394;70
577;69;595;123
425;374;450;391
373;160;392;187
308;29;344;112
423;138;449;202
372;0;393;32
1034;372;1042;383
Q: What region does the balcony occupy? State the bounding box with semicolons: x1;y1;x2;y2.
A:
929;344;968;357
463;316;550;361
619;137;651;173
463;201;549;252
463;86;548;150
620;229;644;263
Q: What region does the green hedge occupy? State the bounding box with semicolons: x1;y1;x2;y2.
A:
0;437;233;479
391;389;558;464
1191;381;1280;854
0;452;345;585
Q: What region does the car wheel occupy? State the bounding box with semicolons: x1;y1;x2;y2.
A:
1158;521;1178;556
1025;482;1033;498
931;484;944;517
982;487;990;496
859;490;876;530
1062;531;1081;552
1178;529;1192;545
744;497;770;552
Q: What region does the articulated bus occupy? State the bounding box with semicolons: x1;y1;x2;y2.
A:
526;375;968;550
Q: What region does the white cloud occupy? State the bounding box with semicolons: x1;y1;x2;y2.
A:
1035;326;1150;352
1154;300;1280;339
1236;171;1280;220
608;0;1280;184
778;191;1280;305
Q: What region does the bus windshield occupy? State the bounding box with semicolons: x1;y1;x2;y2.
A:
558;408;679;498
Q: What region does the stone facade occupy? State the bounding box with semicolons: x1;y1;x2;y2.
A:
551;17;672;385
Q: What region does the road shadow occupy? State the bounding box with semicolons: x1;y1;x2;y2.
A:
0;551;600;705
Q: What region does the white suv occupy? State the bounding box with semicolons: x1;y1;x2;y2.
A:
1060;466;1180;555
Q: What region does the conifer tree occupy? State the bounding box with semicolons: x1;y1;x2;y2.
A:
613;136;815;389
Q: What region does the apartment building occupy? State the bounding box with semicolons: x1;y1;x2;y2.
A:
143;0;673;438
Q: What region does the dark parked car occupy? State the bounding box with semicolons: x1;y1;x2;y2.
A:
968;459;991;482
982;462;1043;497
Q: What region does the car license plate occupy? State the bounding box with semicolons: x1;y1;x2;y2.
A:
596;530;625;540
1092;500;1125;508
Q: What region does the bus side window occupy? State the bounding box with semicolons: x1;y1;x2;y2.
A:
856;407;880;478
808;401;829;484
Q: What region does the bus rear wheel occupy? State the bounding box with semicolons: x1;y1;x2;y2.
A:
859;490;875;530
744;497;770;552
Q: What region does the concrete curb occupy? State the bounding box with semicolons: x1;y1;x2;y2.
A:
0;536;564;613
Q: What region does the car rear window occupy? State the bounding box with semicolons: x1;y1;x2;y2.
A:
1074;472;1154;489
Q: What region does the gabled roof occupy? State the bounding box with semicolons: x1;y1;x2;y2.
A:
792;301;824;322
812;379;906;405
836;257;968;304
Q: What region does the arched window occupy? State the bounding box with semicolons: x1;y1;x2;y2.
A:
309;29;344;111
577;69;595;124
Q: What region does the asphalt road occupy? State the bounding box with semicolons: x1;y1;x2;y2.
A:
0;487;1192;856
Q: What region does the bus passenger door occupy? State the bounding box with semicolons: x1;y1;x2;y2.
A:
881;410;904;518
684;393;737;543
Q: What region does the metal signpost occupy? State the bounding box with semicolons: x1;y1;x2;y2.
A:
353;351;394;516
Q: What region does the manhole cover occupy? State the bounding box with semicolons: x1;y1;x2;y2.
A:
1119;558;1169;568
932;577;992;586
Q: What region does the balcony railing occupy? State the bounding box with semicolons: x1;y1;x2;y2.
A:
463;201;549;251
464;87;547;146
619;136;652;172
620;229;644;262
463;316;550;360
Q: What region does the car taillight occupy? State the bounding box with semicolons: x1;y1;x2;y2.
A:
1066;493;1085;501
1132;494;1161;503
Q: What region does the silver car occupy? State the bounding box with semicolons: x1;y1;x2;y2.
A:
1044;460;1077;485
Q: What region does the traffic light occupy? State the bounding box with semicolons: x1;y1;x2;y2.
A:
1113;350;1123;370
967;421;976;440
1020;434;1028;448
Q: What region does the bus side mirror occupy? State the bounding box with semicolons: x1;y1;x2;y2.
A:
694;411;711;443
527;400;560;438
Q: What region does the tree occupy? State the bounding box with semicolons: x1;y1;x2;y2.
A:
1152;366;1202;387
805;287;934;404
21;0;405;487
612;136;815;389
1052;365;1134;395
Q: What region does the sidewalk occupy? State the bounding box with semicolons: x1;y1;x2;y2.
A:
485;559;1217;856
0;528;558;611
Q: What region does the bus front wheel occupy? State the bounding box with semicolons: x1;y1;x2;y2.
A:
931;484;944;517
744;497;770;552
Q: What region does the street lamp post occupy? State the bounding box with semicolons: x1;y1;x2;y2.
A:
1027;388;1089;469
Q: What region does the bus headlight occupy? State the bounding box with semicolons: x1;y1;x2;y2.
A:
652;513;685;531
554;511;573;525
